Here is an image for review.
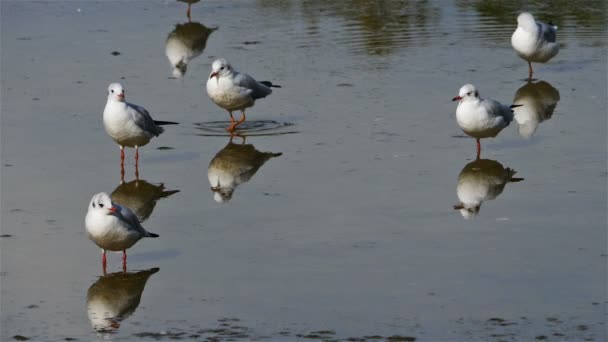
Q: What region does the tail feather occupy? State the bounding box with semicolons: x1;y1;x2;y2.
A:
510;104;523;109
146;231;159;238
154;120;179;125
260;81;281;88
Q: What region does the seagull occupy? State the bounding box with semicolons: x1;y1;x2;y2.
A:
87;268;159;333
511;12;559;79
208;136;282;203
85;192;159;272
165;21;216;78
453;158;524;219
206;58;280;132
452;84;520;157
103;83;178;176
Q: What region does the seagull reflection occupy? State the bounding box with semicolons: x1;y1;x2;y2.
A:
166;19;216;78
454;158;524;219
86;268;159;333
512;80;560;138
208;136;282;203
111;179;179;222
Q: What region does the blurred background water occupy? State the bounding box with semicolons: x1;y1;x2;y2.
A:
1;0;606;341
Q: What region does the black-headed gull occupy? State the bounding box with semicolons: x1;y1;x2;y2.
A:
208;137;282;203
87;268;159;332
103;83;177;174
85;192;159;272
511;12;559;79
165;21;216;78
206;58;280;132
512;81;560;138
452;84;520;157
453;159;524;219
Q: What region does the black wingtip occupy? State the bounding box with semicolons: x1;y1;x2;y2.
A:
510;104;523;109
154;120;179;125
260;81;282;88
147;232;159;238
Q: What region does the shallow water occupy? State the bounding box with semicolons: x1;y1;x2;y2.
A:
1;0;606;341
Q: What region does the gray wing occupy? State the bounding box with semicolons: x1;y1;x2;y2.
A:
537;22;557;43
233;72;272;100
483;99;514;125
127;102;164;136
115;203;147;234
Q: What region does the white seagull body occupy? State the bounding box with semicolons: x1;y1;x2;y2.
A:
206;58;278;131
453;84;517;156
85;192;158;270
511;12;559;78
103;83;177;168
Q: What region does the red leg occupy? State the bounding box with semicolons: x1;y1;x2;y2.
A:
234;110;247;129
120;146;125;182
102;250;107;274
476;138;481;159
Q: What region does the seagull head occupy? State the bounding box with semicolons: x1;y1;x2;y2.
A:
107;83;125;102
209;58;232;81
88;192;118;215
452;84;479;102
453;203;481;219
516;12;536;30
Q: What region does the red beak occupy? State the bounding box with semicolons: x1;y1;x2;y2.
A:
210;71;219;79
108;206;117;213
452;96;462;101
117;93;125;100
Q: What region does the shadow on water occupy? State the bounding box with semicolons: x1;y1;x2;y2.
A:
194;120;299;137
86;268;159;335
453;158;524;219
207;135;283;203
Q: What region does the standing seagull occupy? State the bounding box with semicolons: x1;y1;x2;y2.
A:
206;58;280;132
85;192;159;272
103;83;178;178
511;12;559;79
452;84;520;157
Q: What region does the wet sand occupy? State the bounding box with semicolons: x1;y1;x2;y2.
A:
1;0;606;341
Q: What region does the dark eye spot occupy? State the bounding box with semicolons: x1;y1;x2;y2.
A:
111;90;114;93
92;203;96;208
99;203;104;208
220;66;225;70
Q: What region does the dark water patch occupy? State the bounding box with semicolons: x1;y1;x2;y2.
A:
242;41;260;45
0;234;13;238
111;51;121;56
13;336;29;341
156;146;175;150
194;120;298;137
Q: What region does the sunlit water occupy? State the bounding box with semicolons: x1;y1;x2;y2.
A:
1;1;606;341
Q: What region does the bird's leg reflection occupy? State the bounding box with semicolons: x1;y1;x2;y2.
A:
122;250;127;272
187;4;192;22
528;61;533;81
229;132;246;145
476;138;481;159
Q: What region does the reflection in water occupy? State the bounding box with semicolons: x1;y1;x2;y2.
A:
177;0;200;20
208;136;282;203
454;159;524;219
165;20;216;78
111;179;179;222
512;81;560;139
86;268;159;333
